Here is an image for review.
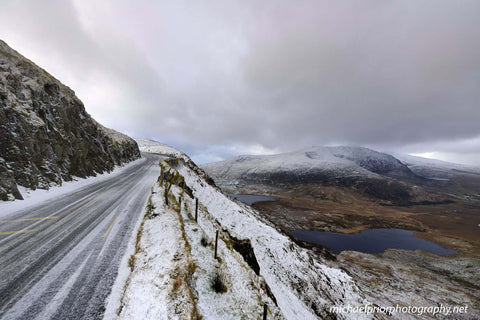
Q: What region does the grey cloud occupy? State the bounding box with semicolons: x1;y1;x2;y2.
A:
241;1;480;148
1;0;479;164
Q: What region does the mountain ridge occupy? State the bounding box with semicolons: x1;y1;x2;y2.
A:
201;146;468;205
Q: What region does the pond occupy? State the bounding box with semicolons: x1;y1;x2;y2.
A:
290;228;457;255
230;194;279;205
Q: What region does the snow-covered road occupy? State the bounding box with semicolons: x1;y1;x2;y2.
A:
0;154;161;320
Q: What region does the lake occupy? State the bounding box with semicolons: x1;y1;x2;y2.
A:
290;228;457;255
230;194;279;205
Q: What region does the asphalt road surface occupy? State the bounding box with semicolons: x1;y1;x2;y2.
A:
0;154;161;320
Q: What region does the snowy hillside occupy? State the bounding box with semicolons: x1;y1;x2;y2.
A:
109;147;374;319
135;138;189;161
392;153;480;179
201;146;424;203
202;146;416;182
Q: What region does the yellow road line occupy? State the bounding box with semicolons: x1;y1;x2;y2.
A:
0;216;57;223
102;217;118;238
0;229;37;235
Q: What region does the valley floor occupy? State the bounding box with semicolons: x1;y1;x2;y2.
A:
246;187;480;319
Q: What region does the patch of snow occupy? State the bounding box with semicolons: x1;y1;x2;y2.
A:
425;177;449;181
114;188;185;319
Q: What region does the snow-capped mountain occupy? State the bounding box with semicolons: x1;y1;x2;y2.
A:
202;146;421;203
203;146;417;180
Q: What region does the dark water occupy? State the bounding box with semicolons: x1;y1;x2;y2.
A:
291;228;457;255
230;194;279;205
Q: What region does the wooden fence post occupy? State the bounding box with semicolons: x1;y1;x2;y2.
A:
214;230;219;259
195;198;198;222
164;184;169;206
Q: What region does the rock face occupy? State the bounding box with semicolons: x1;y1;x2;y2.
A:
0;40;140;200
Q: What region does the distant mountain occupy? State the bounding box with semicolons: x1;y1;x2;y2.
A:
0;40;140;201
202;146;437;204
392;153;480;178
135;138;189;160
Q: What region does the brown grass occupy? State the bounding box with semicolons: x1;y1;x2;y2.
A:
135;221;144;253
128;254;136;271
171;275;184;293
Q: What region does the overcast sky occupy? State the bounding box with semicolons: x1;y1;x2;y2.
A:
1;0;479;165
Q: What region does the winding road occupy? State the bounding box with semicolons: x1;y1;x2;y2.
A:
0;154;160;320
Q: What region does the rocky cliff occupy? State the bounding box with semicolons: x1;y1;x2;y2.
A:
0;40;140;200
